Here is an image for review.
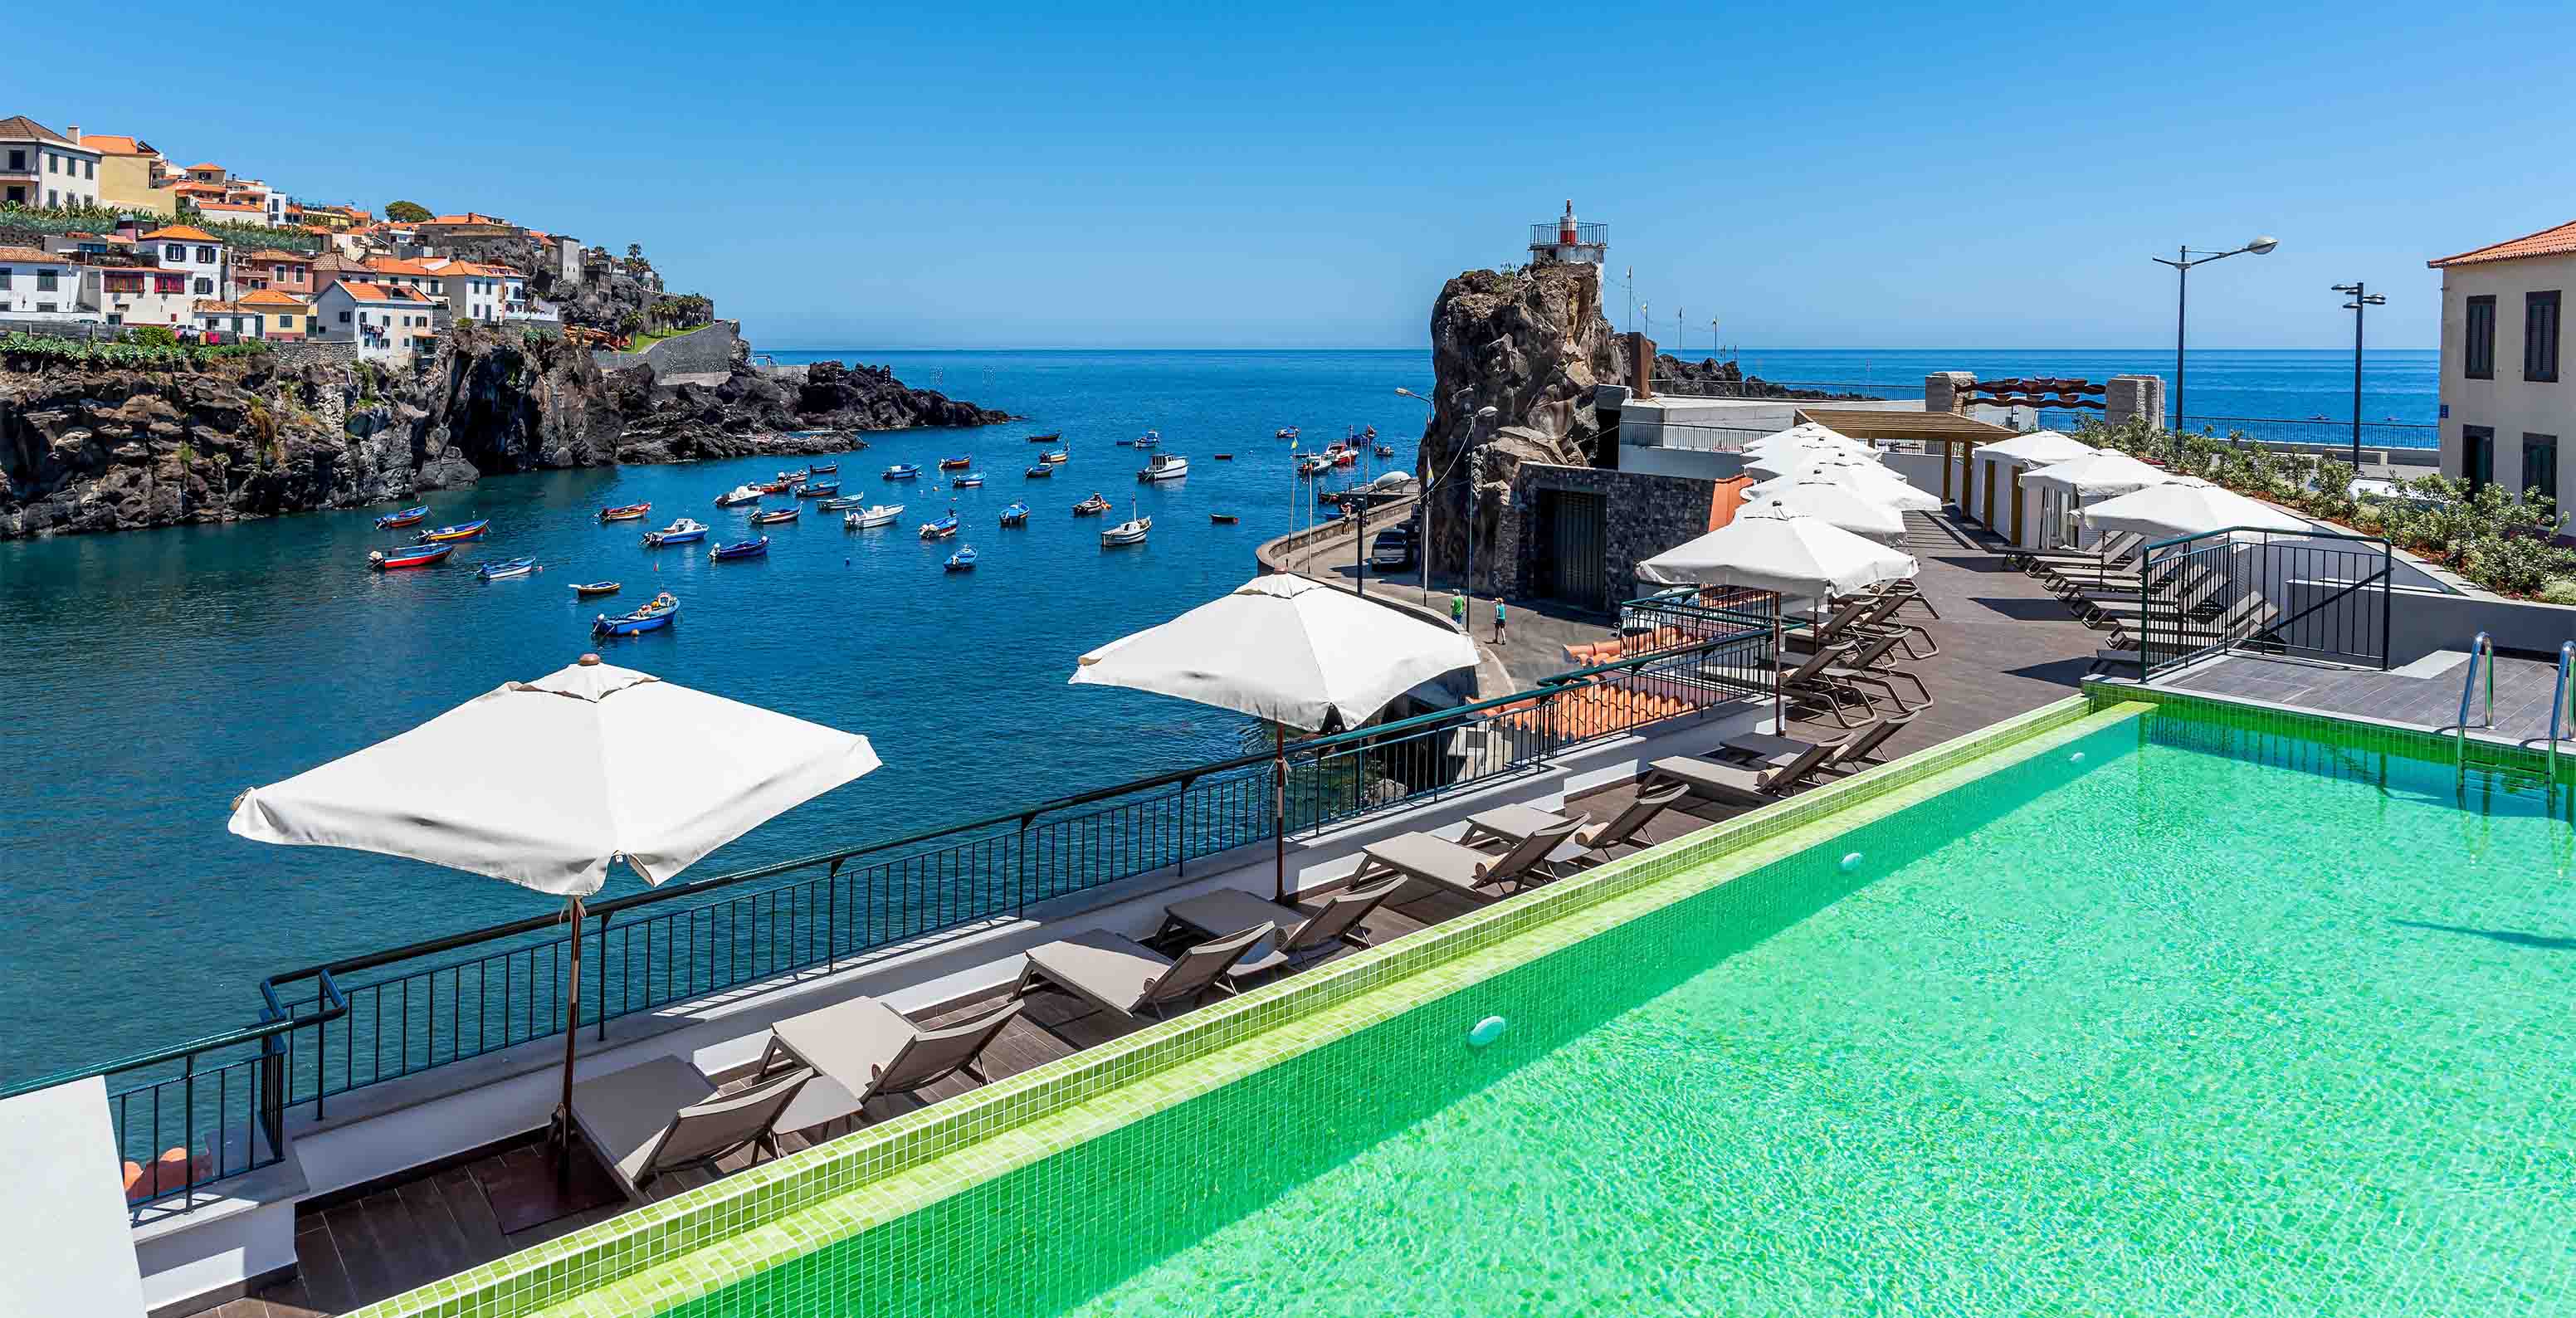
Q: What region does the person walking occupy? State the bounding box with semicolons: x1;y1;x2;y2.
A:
1492;596;1508;645
1451;588;1467;633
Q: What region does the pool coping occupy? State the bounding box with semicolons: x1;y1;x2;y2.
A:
352;692;2125;1318
2086;678;2569;778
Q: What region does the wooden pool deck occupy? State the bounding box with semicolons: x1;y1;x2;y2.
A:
206;510;2105;1317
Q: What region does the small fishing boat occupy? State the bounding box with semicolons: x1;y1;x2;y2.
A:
368;543;453;570
919;510;961;540
1025;463;1056;478
952;472;985;488
715;485;763;507
1115;438;1133;447
1026;431;1061;443
1212;453;1232;461
1138;453;1189;483
807;461;838;474
1072;494;1112;516
710;537;769;561
945;546;978;571
938;456;973;470
1296;456;1328;476
750;507;800;525
593;592;679;637
780;468;811;483
798;481;842;497
1210;514;1238;525
1276;426;1299;440
598;502;651;523
476;556;539;581
1332;449;1357;467
1373;443;1395;458
1101;500;1151;547
817;495;865;510
1042;449;1070;465
375;505;427;529
756;479;793;495
999;501;1030;526
417;519;491;543
644;517;709;547
1133;430;1161;448
884;463;921;481
572;581;622;598
845;503;904;530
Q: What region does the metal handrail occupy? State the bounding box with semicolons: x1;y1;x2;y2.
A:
2550;642;2575;782
2456;632;2495;769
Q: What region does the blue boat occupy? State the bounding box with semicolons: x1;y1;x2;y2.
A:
945;546;978;571
999;502;1029;526
798;481;842;498
710;536;770;561
643;517;708;546
375;505;427;529
805;460;838;472
1024;463;1055;478
952;472;985;488
593;592;679;637
918;511;960;540
417;518;491;543
884;463;921;481
476;556;539;581
1132;430;1161;448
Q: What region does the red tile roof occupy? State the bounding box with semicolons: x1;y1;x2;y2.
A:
334;280;436;305
0;245;60;263
139;225;220;242
2428;219;2576;269
237;289;309;307
83;134;149;155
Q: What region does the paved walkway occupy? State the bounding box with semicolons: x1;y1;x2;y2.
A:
2159;649;2567;746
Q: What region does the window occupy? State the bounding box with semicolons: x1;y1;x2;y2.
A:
83;159;94;179
2465;295;2496;379
194;278;212;295
196;246;215;263
2463;424;2496;493
0;269;12;290
35;269;56;292
2528;291;2562;383
46;154;57;173
164;244;184;261
5;149;22;170
35;301;55;313
2525;434;2560;510
45;189;56;207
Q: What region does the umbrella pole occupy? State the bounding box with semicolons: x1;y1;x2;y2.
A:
1273;723;1288;903
554;893;584;1179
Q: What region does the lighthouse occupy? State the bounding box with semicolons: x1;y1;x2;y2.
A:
1529;200;1607;267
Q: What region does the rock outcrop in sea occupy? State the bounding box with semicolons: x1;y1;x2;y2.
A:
0;327;1011;539
1649;354;1881;401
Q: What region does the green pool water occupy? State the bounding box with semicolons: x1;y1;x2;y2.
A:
671;707;2576;1316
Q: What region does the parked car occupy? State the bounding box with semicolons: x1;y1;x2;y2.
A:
1371;524;1417;569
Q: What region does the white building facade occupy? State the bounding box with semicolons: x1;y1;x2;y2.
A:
140;226;229;300
2432;220;2575;525
0;245;93;321
315;280;439;362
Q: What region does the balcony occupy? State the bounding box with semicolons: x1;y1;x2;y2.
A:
1529;221;1608;247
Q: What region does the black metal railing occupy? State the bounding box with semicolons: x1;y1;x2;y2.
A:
2139;526;2392;678
1642;377;1891;402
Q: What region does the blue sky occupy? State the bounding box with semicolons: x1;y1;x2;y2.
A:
23;1;2575;349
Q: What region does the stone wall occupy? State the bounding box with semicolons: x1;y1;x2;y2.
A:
590;320;739;383
1496;461;1716;608
270;339;359;369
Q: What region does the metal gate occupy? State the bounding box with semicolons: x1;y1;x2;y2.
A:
1538;488;1608;609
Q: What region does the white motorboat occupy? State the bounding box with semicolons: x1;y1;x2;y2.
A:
642;517;709;547
1101;499;1151;546
1137;453;1188;483
843;503;905;530
715;484;762;507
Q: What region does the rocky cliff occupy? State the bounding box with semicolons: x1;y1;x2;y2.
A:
1651;354;1879;401
1417;262;1624;587
0;328;1010;539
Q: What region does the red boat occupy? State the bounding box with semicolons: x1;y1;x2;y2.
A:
938;456;972;470
756;479;793;495
598;502;652;523
368;543;455;571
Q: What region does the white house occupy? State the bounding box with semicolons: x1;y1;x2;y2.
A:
0;245;94;322
190;299;266;341
2432;219;2575;522
139;225;228;300
80;265;194;326
0;115;102;209
315;279;439;362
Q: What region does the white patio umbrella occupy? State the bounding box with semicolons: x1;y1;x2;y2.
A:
1071;574;1478;896
1975;429;2098;466
1750;460;1941;514
2080;476;2310;540
227;655;881;1153
1742;478;1909;545
1739;421;1861;455
1637;504;1918;597
2019;450;2174;499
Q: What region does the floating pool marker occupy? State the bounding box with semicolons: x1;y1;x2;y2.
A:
2071;751;2087;764
1468;1016;1507;1048
1840;852;1864;872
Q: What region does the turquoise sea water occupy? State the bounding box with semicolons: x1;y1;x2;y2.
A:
0;349;2446;1086
1046;712;2576;1315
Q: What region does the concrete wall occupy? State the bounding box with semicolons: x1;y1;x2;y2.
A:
591;320;737;383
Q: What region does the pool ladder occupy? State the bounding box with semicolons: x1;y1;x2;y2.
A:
2454;632;2494;771
2549;641;2576;783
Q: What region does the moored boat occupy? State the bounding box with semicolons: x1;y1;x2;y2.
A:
1132;430;1161;448
952;471;985;488
1025;431;1061;442
1072;494;1112;516
944;545;978;571
1332;448;1357;466
1212;453;1232;461
368;543;454;570
593;592;679;637
750;507;800;525
1276;426;1299;440
844;503;904;530
807;461;837;473
572;580;622;598
1138;453;1189;483
375;505;427;529
817;495;864;510
644;517;709;546
710;537;769;561
1042;449;1070;464
999;501;1030;526
1296;456;1328;476
1101;505;1151;547
884;463;921;481
476;556;539;581
417;519;491;542
598;502;651;523
1025;463;1056;478
756;479;793;495
919;510;961;540
1374;443;1395;457
798;481;842;497
715;485;763;507
938;456;973;470
1210;513;1238;525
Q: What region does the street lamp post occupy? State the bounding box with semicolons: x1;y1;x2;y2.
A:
2331;281;2386;475
1394;389;1498;621
2150;236;2279;434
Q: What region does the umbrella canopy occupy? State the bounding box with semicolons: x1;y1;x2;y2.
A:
1742;478;1909;545
1749;461;1942;514
2079;477;2310;539
1637;505;1917;598
228;657;882;896
2020;451;2174;499
1976;429;2097;466
1071;574;1477;734
1739;422;1861;455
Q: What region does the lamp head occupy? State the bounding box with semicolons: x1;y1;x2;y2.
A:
2247;236;2280;256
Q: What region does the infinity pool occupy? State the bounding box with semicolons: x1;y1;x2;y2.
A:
668;705;2576;1316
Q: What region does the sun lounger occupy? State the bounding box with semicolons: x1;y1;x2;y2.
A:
1719;713;1912;779
1568;782;1686;864
571;1055;813;1198
1013;923;1274;1020
1348;813;1585;904
1819;633;1934;712
1160;877;1403;974
1782;596;1879;653
1647;739;1836;806
1773;643;1870;728
760;996;1022;1133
